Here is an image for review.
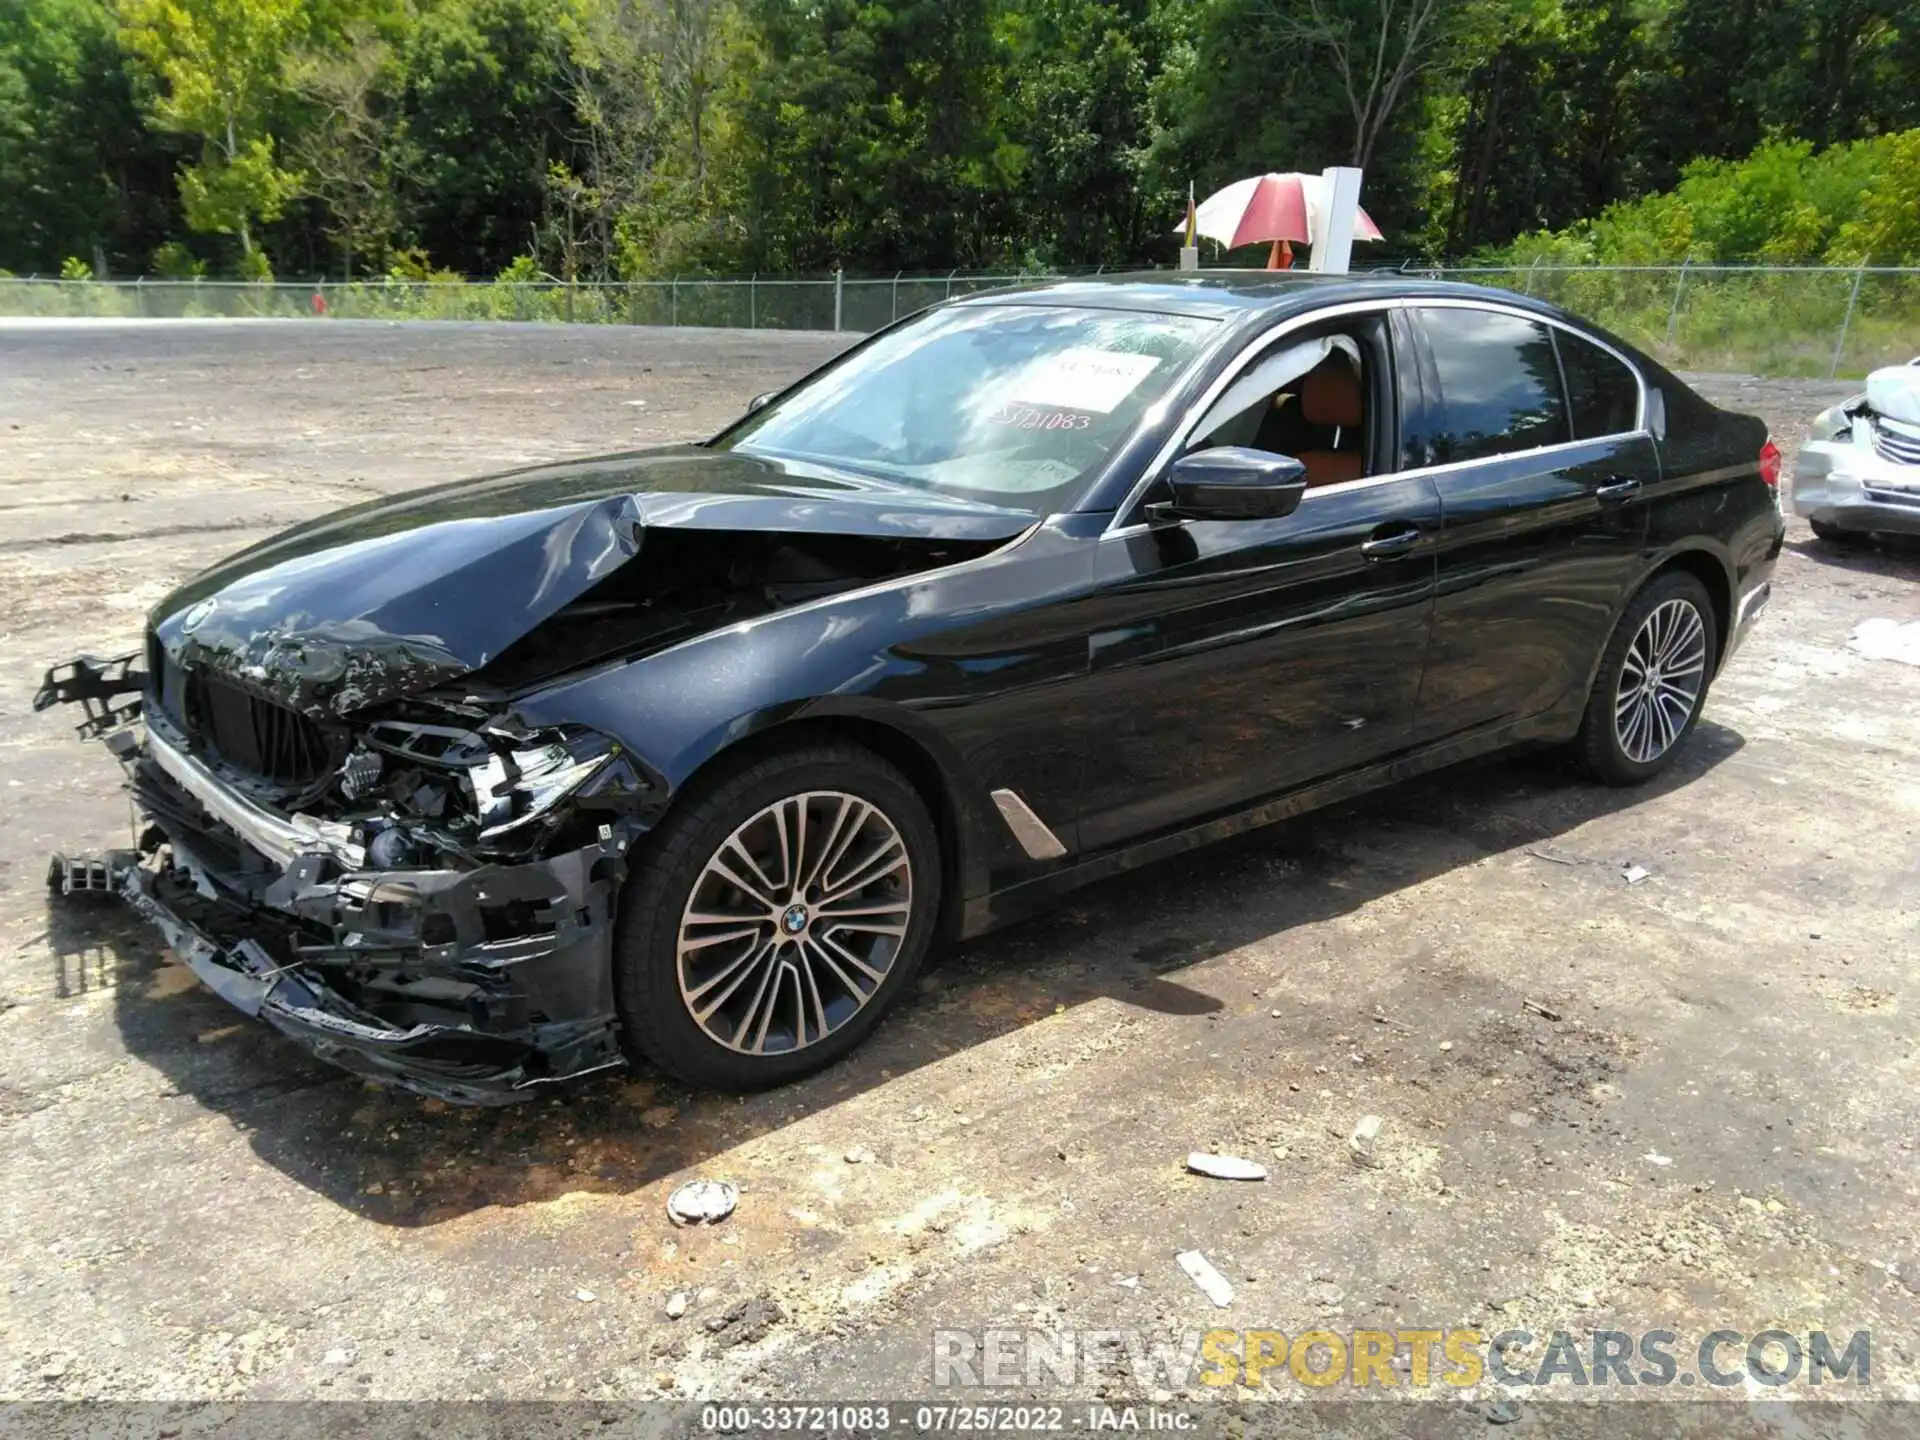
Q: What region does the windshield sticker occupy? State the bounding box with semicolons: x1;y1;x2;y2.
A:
1014;348;1163;414
987;404;1092;431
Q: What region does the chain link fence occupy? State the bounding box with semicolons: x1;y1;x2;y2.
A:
4;263;1915;379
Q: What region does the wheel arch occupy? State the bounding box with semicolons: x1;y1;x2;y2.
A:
1572;542;1735;717
1647;544;1734;672
654;702;984;940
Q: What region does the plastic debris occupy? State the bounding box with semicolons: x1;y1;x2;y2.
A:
1849;618;1920;668
1186;1152;1268;1182
665;1292;689;1319
667;1179;739;1227
1175;1250;1235;1308
1348;1115;1384;1166
844;1146;876;1165
1622;863;1651;885
1644;1152;1673;1167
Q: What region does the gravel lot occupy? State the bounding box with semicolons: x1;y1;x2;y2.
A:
2;320;1917;1421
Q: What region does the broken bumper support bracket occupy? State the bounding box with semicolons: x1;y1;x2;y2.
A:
33;654;146;739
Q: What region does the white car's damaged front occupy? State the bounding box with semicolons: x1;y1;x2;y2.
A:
1793;359;1920;542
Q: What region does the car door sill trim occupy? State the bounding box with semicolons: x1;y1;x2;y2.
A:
959;714;1561;938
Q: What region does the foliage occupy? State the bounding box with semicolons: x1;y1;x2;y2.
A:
118;0;309;256
1485;129;1920;267
0;0;1916;277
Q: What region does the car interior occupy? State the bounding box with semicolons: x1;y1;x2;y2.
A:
1190;316;1395;488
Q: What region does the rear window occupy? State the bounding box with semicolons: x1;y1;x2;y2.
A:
1415;307;1571;463
1556;329;1641;438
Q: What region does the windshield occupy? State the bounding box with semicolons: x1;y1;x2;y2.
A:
716;304;1217;513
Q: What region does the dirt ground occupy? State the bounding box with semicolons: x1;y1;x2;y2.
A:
2;319;1918;1423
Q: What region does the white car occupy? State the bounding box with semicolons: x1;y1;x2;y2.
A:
1794;358;1920;542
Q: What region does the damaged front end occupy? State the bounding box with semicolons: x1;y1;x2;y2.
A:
34;447;1034;1102
1794;361;1920;536
37;656;652;1105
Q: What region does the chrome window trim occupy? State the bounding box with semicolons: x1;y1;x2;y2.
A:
1105;294;1652;535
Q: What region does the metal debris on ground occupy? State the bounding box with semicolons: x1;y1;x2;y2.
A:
1622;863;1651;885
1348;1115;1384;1167
667;1179;739;1227
1175;1250;1235;1308
1484;1396;1522;1425
1525;847;1577;866
1521;999;1562;1022
1186;1152;1268;1182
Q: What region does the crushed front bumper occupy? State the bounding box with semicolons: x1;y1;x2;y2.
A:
39;664;634;1105
1792;439;1920;536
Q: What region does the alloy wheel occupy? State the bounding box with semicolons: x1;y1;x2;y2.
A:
676;790;914;1056
1613;597;1709;764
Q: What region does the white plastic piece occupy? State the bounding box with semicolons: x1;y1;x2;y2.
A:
667;1178;738;1226
1175;1250;1235;1307
1186;1152;1268;1181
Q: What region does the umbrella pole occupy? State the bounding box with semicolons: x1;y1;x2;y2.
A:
1267;239;1294;271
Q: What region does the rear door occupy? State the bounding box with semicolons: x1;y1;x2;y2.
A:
1073;308;1442;853
1406;303;1656;743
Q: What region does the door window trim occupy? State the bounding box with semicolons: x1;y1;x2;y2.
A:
1105;296;1652;534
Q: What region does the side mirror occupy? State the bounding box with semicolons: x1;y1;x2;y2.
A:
745;391;776;415
1148;447;1308;523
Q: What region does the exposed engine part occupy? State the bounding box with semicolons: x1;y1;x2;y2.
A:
473;528;1004;691
364;720;490;769
367;826;418;868
337;747;384;799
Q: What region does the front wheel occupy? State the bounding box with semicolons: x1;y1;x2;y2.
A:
1574;571;1718;786
612;743;941;1090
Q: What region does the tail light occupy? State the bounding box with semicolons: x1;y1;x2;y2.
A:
1758;439;1783;489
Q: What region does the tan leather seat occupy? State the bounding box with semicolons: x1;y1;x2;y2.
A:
1296;361;1365;486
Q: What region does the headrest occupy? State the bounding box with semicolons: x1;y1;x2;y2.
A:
1300;360;1363;428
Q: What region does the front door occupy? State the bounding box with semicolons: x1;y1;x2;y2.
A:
1075;310;1442;854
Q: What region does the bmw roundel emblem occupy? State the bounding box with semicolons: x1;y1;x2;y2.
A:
179;598;217;634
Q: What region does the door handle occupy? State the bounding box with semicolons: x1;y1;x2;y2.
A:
1360;525;1422;559
1596;476;1642;502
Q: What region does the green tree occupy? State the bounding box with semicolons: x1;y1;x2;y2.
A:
0;0;182;273
119;0;308;262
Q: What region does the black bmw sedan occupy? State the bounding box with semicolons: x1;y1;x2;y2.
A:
37;274;1784;1100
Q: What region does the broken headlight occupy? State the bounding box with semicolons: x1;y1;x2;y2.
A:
468;729;626;840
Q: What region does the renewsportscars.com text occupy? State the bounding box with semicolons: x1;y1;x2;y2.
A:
932;1327;1871;1390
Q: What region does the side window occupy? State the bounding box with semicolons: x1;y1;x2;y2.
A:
1555;329;1641;438
1187;317;1391;489
1414;308;1570;464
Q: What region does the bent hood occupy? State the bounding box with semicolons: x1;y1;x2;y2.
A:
150;446;1036;717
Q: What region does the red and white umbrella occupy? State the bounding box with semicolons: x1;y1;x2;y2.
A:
1178;172;1384;261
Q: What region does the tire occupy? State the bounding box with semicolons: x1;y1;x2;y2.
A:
1810;518;1858;544
1574;570;1719;787
612;742;941;1089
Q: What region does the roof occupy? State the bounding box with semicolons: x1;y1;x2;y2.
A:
952;270;1552;324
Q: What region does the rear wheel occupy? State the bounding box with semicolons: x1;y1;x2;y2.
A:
613;743;941;1089
1574;570;1718;786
